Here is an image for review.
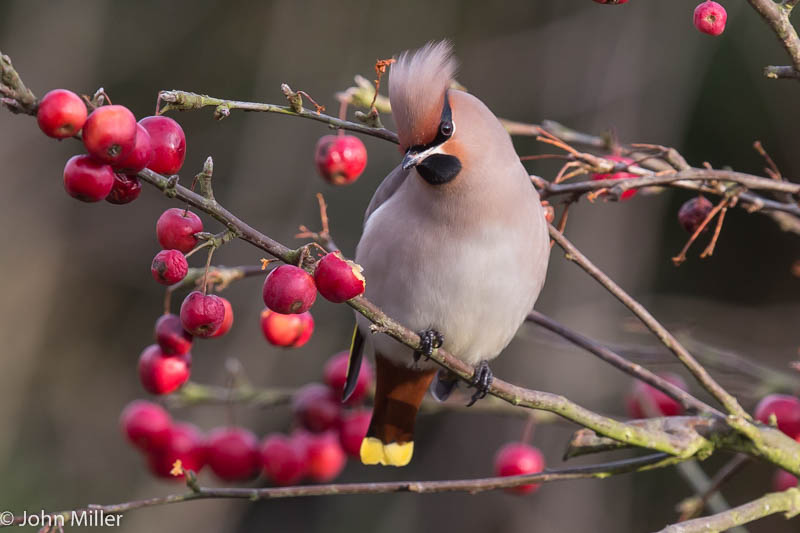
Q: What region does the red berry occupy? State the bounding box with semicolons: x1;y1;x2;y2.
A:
209;297;234;338
139;116;187;175
260;433;307;486
113;123;152;174
105;174;142;205
151;249;188;285
63;154;115;202
156;208;203;253
339;409;371;458
180;291;225;338
119;400;172;452
154;314;193;356
626;372;688;419
754;394;800;439
591;155;638;200
260;309;314;348
494;442;545;495
147;422;206;479
303;431;347;482
262;265;317;314
323;350;373;404
36;89;87;139
206;427;260;481
292;383;341;433
138;344;191;395
694;1;727;36
773;469;799;492
314;252;366;303
82;105;138;164
678;196;713;234
314;134;367;185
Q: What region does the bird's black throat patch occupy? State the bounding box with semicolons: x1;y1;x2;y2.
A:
417;154;462;185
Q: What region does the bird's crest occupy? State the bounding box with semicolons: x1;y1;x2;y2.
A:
389;41;457;150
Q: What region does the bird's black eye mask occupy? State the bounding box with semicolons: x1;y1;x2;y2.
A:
405;92;462;185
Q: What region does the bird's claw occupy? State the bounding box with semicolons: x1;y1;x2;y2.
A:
414;329;444;363
466;360;493;407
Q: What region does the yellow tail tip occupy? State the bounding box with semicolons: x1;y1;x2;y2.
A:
360;437;414;467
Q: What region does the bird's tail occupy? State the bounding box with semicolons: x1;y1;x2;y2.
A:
360;353;436;467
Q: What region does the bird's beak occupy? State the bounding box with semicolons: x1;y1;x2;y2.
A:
402;144;442;170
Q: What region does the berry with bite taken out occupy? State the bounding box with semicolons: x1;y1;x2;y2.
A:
314;251;366;303
105;174;142;204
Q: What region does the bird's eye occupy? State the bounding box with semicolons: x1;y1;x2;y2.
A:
439;121;453;137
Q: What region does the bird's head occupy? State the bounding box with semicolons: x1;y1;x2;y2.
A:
389;41;464;186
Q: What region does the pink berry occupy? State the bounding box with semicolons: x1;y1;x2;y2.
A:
113;123;152;174
494;442;545;495
303;431;346;482
180;291;225;338
339;409;371;458
151;249;188;285
209;297;234;338
63;154;115;202
156;208;203;253
260;433;307;486
260;309;314;348
105;174;142;205
314;134;367;185
591;155;638;200
694;1;727;36
154;314;193;356
139;116;187;175
292;383;341;433
773;469;799;492
206;427;260;482
678;196;713;234
138;344;191;395
119;400;172;452
147;422;206;479
323;350;373;404
262;265;317;314
82;105;138;164
314;252;366;303
754;394;800;439
37;89;87;139
626;372;688;419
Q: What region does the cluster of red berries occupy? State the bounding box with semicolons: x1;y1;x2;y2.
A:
123;350;373;484
314;134;367;185
592;1;727;37
37;89;186;204
626;375;800;492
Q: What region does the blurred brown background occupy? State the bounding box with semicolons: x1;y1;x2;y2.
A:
1;1;799;531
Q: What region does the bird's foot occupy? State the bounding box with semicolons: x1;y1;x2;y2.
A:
413;329;444;363
466;360;493;407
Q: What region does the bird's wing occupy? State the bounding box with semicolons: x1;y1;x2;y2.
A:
364;164;410;226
